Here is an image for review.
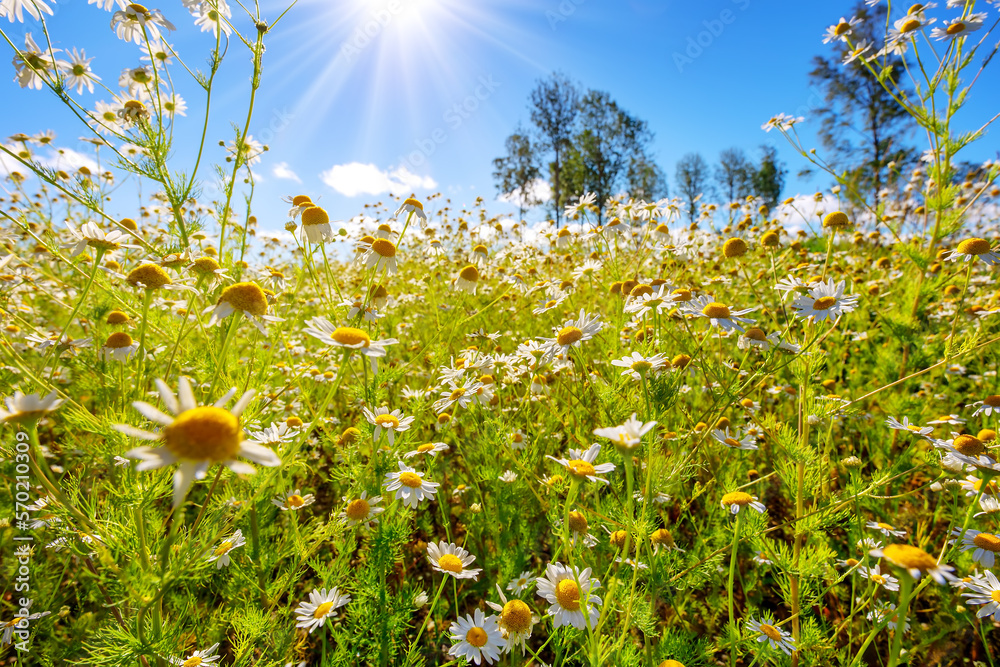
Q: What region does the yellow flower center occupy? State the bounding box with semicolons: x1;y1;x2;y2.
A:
127;263;171;289
191;257;221;274
162;406;242;462
417;443;437;453
465;626;488;648
287;494;305;508
437;554;464;573
900;18;922;33
402;197;424;211
881;543;937;571
313;601;333;619
721;491;753;507
823;211;851;228
946;21;967;35
984;395;1000;407
957;238;991;255
555;579;581;611
292;195;312;206
954;434;986;456
610;530;628;549
702;302;731;319
631;360;652;373
672;354;691;369
449;388;466;401
877;522;895;531
723;238;747;258
345;498;370;521
331;327;371;347
724;438;741;448
651;528;673;545
835;21;850;35
459;265;480;282
567;510;588;533
104;332;134;349
972;533;1000;551
106;310;130;325
744;327;766;341
375;414;400;429
213;540;233;557
181;658;203;667
301;206;329;227
371;238;397;258
872;574;886;585
566;459;596;478
812;296;837;310
501;600;532;634
759;624;782;641
218;282;268;317
398;472;423;488
556;326;583;346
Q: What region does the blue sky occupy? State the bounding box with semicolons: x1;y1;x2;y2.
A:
2;0;999;235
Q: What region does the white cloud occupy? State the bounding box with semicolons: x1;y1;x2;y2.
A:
775;194;839;233
39;148;100;174
320;162;436;197
272;161;301;183
498;178;551;211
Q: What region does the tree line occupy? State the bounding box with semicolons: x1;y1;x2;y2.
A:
492;72;787;225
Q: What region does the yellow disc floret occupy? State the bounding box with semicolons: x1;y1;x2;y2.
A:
162;406;242;462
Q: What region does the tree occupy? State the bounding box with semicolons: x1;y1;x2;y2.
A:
559;90;656;223
675;153;710;223
809;1;914;213
627;155;667;202
529;72;579;226
752;145;787;210
492;129;542;221
715;148;754;203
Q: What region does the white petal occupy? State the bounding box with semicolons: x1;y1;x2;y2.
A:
172;461;198;507
178;377;196;412
230;389;255;417
114;424;160;440
132;401;174;426
155;379;179;415
239;441;281;466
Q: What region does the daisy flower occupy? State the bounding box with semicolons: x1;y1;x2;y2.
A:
592;413;657;452
943;237;1000;265
207;529;245;569
447;609;502;666
860;564;900;592
791;279;859;322
362;406;415;445
402;441;450;459
866;520;907;538
685;295;756;333
611;351;668;381
746;616;796;655
535;562;602;630
394;197;427;222
951;528;1000;567
111;3;176;44
721;491;766;514
961;570;1000;621
485;584;536;653
884;416;932;436
115;377;281;508
427;541;482;580
538;308;603;359
300;206;335;244
869;544;956;584
340;491;384;527
710;427;758;451
968;395;1000;417
302;317;398;373
545;443;616;485
100;332;139;362
823;15;860;42
12;32;59;90
0;390;64;425
455;265;481;294
383;461;440;509
170;643;220;666
507;571;535;595
271;489;316;512
205;282;284;335
0;0;53;22
930;13;986;41
866;601;910;632
294;587;351;634
361;237;399;274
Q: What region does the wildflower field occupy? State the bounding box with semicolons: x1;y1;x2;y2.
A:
2;1;1000;666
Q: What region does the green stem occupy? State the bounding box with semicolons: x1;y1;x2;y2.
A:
728;512;743;667
887;574;914;667
209;313;241;396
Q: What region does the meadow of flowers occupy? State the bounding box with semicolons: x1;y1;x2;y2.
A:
2;1;1000;666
